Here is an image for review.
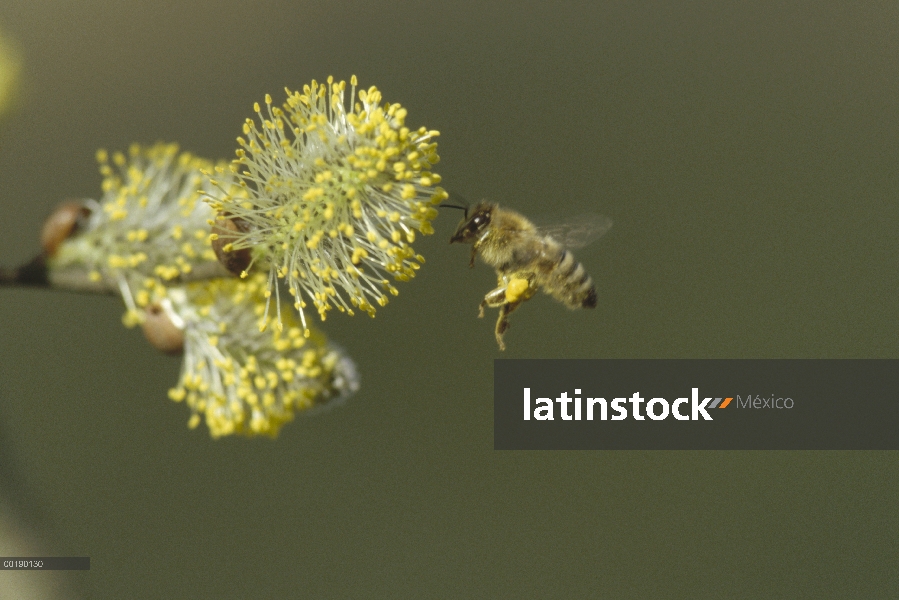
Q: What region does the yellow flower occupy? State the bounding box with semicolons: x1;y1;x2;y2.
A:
50;143;242;324
158;274;359;438
206;76;447;334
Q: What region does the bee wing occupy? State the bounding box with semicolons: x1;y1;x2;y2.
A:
537;214;613;249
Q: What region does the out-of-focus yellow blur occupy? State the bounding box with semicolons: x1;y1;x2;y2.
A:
0;29;20;118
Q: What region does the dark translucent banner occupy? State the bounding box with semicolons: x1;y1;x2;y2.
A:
494;360;899;450
1;557;90;570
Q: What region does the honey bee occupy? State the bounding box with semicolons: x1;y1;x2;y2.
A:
449;202;611;350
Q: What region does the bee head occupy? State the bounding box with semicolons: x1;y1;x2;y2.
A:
449;203;493;244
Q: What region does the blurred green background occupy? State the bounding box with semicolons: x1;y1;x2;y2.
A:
0;1;897;597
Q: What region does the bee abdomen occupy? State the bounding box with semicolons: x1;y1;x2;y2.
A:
556;250;578;276
582;281;597;308
568;268;597;309
545;253;597;309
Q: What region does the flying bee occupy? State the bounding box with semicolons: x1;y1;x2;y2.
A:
449;202;612;351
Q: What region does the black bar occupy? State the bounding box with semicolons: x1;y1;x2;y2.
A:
0;557;90;570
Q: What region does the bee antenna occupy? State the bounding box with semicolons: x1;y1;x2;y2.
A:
439;202;469;218
441;191;471;217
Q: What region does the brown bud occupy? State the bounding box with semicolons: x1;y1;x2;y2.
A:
211;213;252;276
40;201;91;257
141;303;185;355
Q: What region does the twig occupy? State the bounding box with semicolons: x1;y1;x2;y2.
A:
0;254;234;296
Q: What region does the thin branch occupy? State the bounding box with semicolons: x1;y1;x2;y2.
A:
0;255;51;288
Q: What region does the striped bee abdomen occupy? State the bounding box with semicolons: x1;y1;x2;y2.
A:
539;248;597;309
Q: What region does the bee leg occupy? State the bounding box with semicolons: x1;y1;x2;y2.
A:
479;286;507;318
494;301;523;352
469;245;478;268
